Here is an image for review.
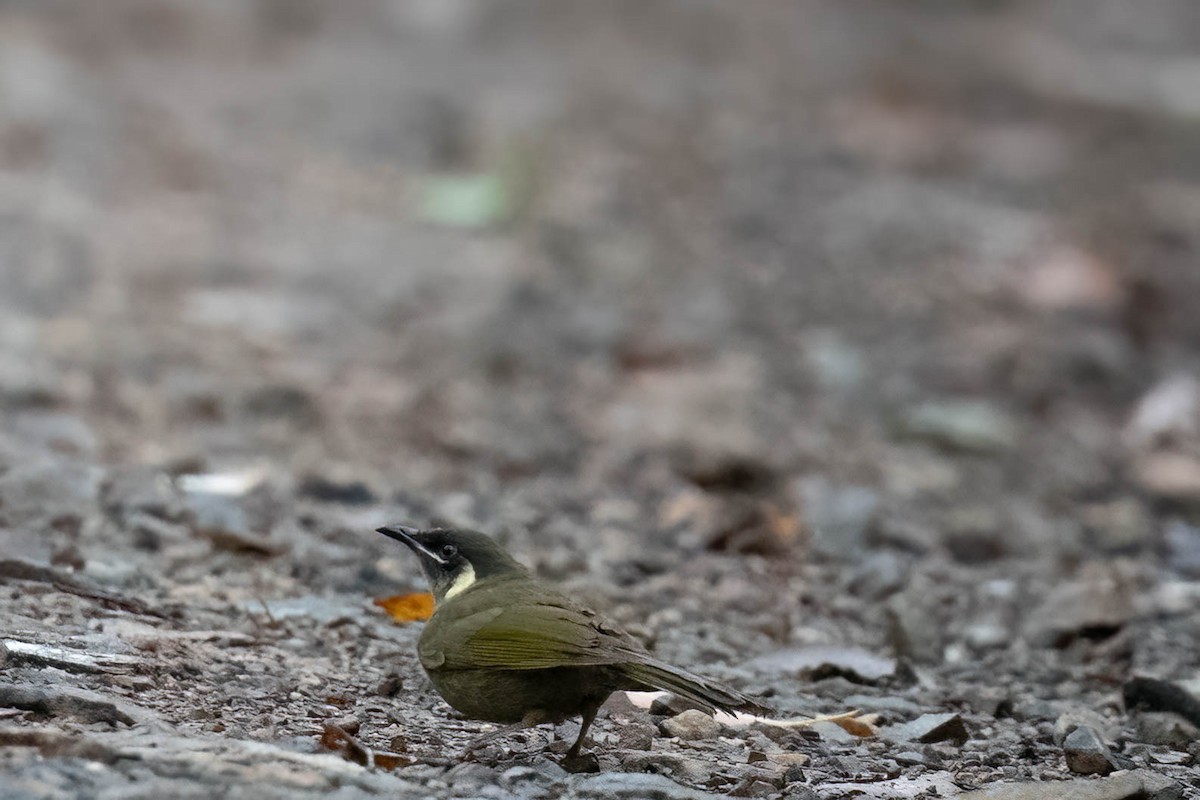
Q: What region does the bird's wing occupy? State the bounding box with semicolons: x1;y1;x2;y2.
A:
430;600;648;671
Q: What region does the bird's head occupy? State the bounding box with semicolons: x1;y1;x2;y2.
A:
376;525;527;603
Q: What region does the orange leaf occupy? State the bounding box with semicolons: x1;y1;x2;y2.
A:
374;592;435;623
832;713;880;738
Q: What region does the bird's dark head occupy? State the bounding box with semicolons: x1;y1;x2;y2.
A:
376;525;527;603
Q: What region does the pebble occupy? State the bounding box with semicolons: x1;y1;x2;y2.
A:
1061;726;1116;775
892;400;1019;454
943;506;1005;563
1131;452;1200;502
659;709;722;741
1054;708;1118;744
795;478;880;559
0;459;101;527
618;752;712;784
725;777;780;797
615;720;655;750
1129;769;1185;800
185;490;280;555
102;467;184;522
884;575;954;663
500;763;566;792
844;550;911;601
883;713;969;746
1081;498;1153;553
1129;712;1200;749
1022;563;1134;646
1164;520;1200;577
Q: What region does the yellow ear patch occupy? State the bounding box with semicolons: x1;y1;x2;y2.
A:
444;563;477;600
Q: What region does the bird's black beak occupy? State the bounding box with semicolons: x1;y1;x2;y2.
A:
377;524;446;565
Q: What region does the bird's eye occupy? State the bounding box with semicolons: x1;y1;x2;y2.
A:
440;544;458;560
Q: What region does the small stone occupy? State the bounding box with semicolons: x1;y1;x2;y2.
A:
241;385;318;423
1165;520;1200;577
943;506;1006;563
1130;769;1185;800
795;478;880;560
1055;708;1118;745
660;709;721;741
780;786;819;800
804;331;865;391
1132;452;1200;502
884;572;956;664
614;753;713;785
844;550;911;601
0;459;101;528
562;752;601;773
102;467;184;522
128;511;189;552
893;750;938;768
327;715;360;735
445;762;500;785
616;721;655;750
957;687;1012;718
1062;726;1116;775
963;620;1011;649
1130;712;1200;749
726;778;779;798
1124;373;1200;447
1023;562;1134;646
1081;498;1153;553
375;673;404;697
185;490;280;555
892;400;1019;454
768;754;808;770
883;712;969;746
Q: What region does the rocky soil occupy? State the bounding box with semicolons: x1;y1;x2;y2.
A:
2;2;1200;798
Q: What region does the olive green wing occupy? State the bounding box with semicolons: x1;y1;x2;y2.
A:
426;601;647;671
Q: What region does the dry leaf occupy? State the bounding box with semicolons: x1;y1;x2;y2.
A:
831;712;880;738
374;592;434;623
320;724;412;770
765;504;801;543
761;709;877;737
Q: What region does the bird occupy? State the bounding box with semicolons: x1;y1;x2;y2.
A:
376;524;769;760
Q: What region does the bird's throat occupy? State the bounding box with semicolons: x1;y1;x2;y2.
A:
443;562;477;601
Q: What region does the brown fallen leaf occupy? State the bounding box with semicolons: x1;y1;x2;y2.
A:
374;592;435;623
320;723;411;770
760;709;878;737
831;712;881;738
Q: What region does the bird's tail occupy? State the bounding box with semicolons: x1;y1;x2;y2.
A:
621;658;771;717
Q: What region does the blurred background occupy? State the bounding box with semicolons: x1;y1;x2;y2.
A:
3;0;1200;794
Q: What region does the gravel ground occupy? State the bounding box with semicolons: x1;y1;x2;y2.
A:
2;2;1200;798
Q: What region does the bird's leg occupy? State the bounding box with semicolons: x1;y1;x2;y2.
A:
463;711;548;759
565;704;600;759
